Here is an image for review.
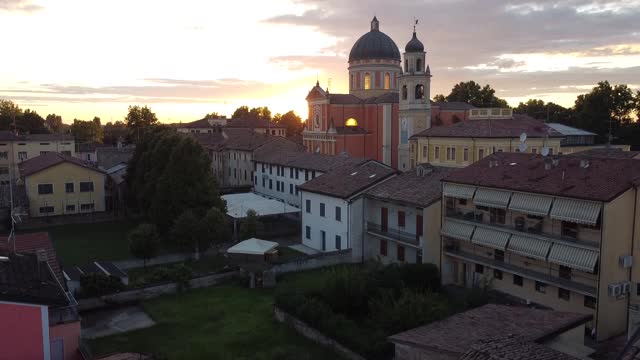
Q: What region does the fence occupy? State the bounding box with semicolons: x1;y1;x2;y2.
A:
270;249;356;274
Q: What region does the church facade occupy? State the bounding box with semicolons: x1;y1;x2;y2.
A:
303;17;466;170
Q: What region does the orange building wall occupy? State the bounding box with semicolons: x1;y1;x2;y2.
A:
50;321;81;360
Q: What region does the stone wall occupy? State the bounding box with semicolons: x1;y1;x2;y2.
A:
271;249;356;274
274;307;366;360
78;271;238;312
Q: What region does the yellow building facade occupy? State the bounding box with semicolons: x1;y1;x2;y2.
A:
21;154;105;218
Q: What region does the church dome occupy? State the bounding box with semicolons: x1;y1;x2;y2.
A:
405;32;424;52
348;17;401;62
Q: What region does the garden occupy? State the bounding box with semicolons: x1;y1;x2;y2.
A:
275;263;489;360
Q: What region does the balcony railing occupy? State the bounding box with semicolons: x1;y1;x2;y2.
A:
366;222;421;246
49;292;80;325
445;208;599;249
443;247;597;297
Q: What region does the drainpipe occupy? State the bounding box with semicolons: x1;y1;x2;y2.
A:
627;188;638;336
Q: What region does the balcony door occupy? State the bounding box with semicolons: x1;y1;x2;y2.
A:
416;214;423;240
381;207;388;232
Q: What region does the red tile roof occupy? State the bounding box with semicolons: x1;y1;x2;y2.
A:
389;304;591;356
299;160;397;199
412;115;563;139
458;334;579;360
443;152;640;202
254;151;364;172
365;165;453;207
568;148;640;160
19;152;106;177
0;232;65;287
225;118;286;129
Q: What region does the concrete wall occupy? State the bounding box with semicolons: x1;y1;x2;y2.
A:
0;139;76;183
0;301;48;360
271;249;356;274
254;161;321;208
24;162;106;217
49;320;81;360
301;191;349;253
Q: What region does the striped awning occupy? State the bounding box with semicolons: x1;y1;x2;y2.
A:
547;243;599;272
443;183;476;199
509;193;553;216
471;227;511;250
550;198;601;225
441;220;475;241
474;188;512;209
508;234;552;260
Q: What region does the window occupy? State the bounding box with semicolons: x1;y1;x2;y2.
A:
80;181;94;192
584;295;596;309
312;171;316;178
561;221;578;239
489;208;506;224
384;73;390;89
400;123;408;144
0;167;8;175
38;184;53;194
289;184;293;194
65;205;75;212
305;226;311;239
305;170;309;181
402;85;408;100
321;231;326;251
422;146;427;158
320;203;325;217
364;73;371;90
81;203;95;211
458;199;467;206
493;269;503;280
380;239;388;256
397;245;405;261
416;58;422;71
244;170;247;180
434;146;440;159
463;148;469;161
404;59;408;72
262;163;265;172
269;179;273;189
446;147;456;161
233;168;237;178
18;151;27;161
262;178;266;187
39;206;54;214
61;151;71;156
65;183;74;193
269;165;273;175
415;84;424;99
535;281;546;293
335;206;342;221
475;264;484;274
494;249;504;262
335;235;342;250
558;288;570;301
398;211;406;228
40;151;48;156
306;199;311;213
513;274;523;286
559;265;572;280
290;168;293;178
531;148;537;154
0;152;7;159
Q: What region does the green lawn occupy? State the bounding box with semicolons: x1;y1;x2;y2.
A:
88;285;342;360
40;220;139;266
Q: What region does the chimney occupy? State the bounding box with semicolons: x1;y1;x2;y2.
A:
580;159;590;168
544;158;552;170
552;156;560;167
489;159;499;168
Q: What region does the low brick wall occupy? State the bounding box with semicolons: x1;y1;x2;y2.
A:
78;271;238;312
274;306;365;360
271;249;356;274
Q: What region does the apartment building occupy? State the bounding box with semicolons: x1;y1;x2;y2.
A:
439;152;640;342
0;131;76;184
363;164;452;264
20;152;106;218
253;151;364;207
192;128;302;191
178;117;287;137
299;160;396;259
177;116;228;133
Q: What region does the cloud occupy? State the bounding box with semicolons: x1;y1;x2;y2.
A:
0;0;42;12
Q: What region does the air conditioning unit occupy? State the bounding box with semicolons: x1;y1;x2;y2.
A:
620;255;634;268
622;282;631;295
609;283;622;297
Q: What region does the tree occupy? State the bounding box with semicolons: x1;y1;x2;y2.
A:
125;105;158;143
240;209;259;240
45;114;64;133
231;105;250;119
231;105;271;121
0;99;22;130
172;210;207;259
103;121;128;145
202;207;230;253
71;119;103;143
514;99;572;123
128;223;160;267
432;94;446;102
17;109;49;134
273;110;304;137
443;81;508;108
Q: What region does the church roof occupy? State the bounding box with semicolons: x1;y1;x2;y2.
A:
349;17;401;62
405;32;424;52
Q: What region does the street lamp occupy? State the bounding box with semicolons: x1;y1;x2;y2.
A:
342;118;358;154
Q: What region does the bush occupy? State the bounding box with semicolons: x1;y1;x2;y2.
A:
80;273;126;297
398;263;441;292
131;264;194;290
369;288;449;335
320;266;371;318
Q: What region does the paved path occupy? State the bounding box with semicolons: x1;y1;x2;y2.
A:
112;252;195;270
289;243;320;255
81;305;155;339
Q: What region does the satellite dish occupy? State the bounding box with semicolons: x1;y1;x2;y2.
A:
519;132;527;143
541;147;550;156
518;142;528;153
315;146;320;153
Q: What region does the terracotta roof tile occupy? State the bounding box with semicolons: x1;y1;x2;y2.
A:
388;304;591;355
255;151;364;172
567;148;640;160
412;115;563;139
19;152;105;177
365;165;454;207
458;335;579;360
299;160;397;198
226;118;286;129
0;232;65;287
443;152;640;202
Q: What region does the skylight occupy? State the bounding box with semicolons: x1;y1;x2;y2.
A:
350;172;358;176
369;174;376;178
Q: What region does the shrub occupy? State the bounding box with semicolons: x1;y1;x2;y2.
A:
369;288;449;335
320;266;371;318
398;263;441;292
80;273;126;297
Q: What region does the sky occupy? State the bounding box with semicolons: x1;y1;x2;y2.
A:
1;0;639;124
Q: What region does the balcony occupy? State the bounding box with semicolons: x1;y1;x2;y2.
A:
443;248;597;297
366;222;421;247
49;292;80;325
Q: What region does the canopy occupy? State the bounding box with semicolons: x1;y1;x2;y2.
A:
223;192;300;219
227;238;278;255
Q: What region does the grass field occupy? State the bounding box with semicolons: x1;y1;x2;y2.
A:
88;285;342;360
43;220;139;266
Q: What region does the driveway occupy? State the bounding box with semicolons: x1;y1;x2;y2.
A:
81;305;155;339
